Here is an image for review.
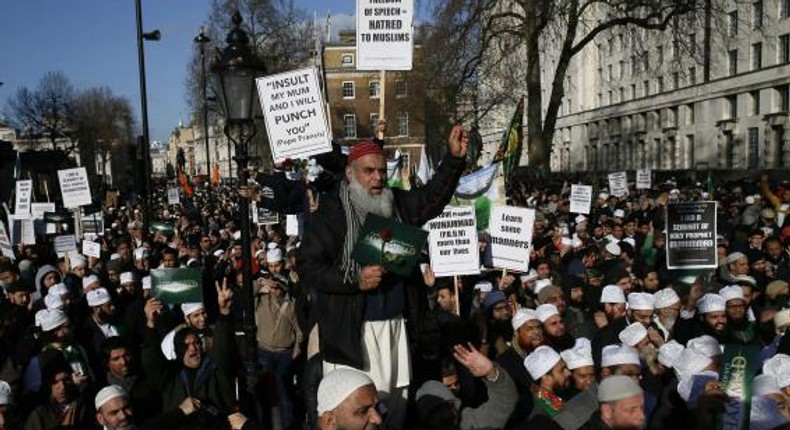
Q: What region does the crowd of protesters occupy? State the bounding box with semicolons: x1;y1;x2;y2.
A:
0;125;789;430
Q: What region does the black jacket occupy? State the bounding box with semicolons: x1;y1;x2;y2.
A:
299;155;465;368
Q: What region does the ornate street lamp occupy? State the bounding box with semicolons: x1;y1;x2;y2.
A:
194;27;212;181
211;10;265;402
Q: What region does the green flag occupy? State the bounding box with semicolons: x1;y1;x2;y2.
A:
495;97;524;178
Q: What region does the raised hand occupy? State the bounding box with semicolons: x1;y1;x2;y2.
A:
144;298;163;328
216;277;234;315
447;124;469;158
453;343;494;379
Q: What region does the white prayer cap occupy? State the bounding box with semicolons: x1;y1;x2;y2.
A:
560;338;594;370
618;322;648;347
732;274;757;286
599;192;609;200
267;242;279;250
598;375;643;402
0;381;10;405
673;347;712;380
658;340;685;368
696;293;726;314
687;335;722;358
725;252;747;264
754;374;782;397
560;237;573;247
44;292;64;310
601;344;641;367
49;283;69;297
763;354;790;389
719;285;745;303
523;346;562;380
95;385;128;410
142;276;151;290
34;309;48;327
70;254;87;269
512;308;538;331
677;371;719;403
605;242;621;256
213;249;224;257
134;247;149;260
775;308;790;331
613;209;625;218
266;248;283;263
82;274;100;290
534;279;552;295
87;288;112;307
317;369;375;415
745;196;756;204
160;328;178;360
233;231;242;240
181;302;205;317
474;280;493;293
110;253;120;261
654;288;680;309
575;215;587;224
120;272;134;285
601;285;626;304
627;292;654;311
40;309;69;332
535;304;560;323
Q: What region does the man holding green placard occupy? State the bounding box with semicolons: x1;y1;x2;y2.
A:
300;125;468;429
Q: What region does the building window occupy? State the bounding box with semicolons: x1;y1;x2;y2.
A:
608;64;613;81
752;42;762;70
607;91;613;105
728;10;738;36
783;0;790;19
630;57;637;75
753;1;763;27
643;80;650;97
725;94;738;119
344;114;357;138
619;60;625;78
750;90;761;115
673;72;680;89
748;127;760;168
658;77;664;93
619;87;625;102
672;39;680;59
689;32;697;52
643;56;649;72
341;54;354;66
686;104;695;125
657;46;664;64
368;81;380;98
598;92;603;106
395;80;407;97
342;81;355;99
631;84;636;100
728;49;738;76
689;67;697;85
780;34;790;64
776;85;790;111
397;111;409;136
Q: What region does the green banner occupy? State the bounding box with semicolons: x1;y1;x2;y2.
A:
151;268;203;305
351;214;427;277
718;344;760;430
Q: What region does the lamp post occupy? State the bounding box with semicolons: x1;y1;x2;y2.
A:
135;0;160;231
212;10;264;401
195;27;212;182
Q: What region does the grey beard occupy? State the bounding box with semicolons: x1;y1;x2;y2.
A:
661;315;676;332
348;174;395;219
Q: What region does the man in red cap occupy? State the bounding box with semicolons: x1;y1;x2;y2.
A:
300;126;468;429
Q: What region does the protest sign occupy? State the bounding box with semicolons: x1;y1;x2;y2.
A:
718;344;759;430
256;67;332;163
356;0;414;70
427;206;480;277
14;180;33;219
82;212;104;237
666;201;717;269
30;203;55;220
489;205;534;272
82;240;101;259
57;167;91;208
0;222;14;260
10;218;35;246
636;169;652;190
151;268;203;305
257;206;279;226
352;214;427;277
608;171;628;198
569;185;592;215
54;234;77;256
167;188;180;205
286;214;300;236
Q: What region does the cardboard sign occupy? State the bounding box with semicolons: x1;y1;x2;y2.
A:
636;169;652;190
351;214;428;277
489;206;534;272
82;240;101;259
54;234;77;256
14;180;33;219
57;167;92;208
150;268;203;305
569;185;592;215
256;67;332;163
167;188;180;205
427;206;480;277
0;222;14;260
356;0;414;70
666;201;718;269
608;172;628;198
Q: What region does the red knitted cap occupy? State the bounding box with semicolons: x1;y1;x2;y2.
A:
348;141;383;164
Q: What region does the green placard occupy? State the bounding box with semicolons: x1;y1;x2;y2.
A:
151;268;203;305
718;344;759;430
351;214;427;277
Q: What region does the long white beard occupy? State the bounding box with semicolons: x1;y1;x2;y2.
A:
349;173;395;218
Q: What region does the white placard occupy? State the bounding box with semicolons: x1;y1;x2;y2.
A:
569;185;592;215
10;218;35;246
30;202;56;220
286;214;300;237
54;235;77;255
14;180;33;219
426;206;480;277
489;206;534;272
356;0;414;70
256;67;332;163
608;171;628;198
167;188;180;205
636;169;652;190
57;167;92;208
0;222;14;260
82;240;101;259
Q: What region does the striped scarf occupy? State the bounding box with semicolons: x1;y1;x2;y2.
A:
339;180;365;285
